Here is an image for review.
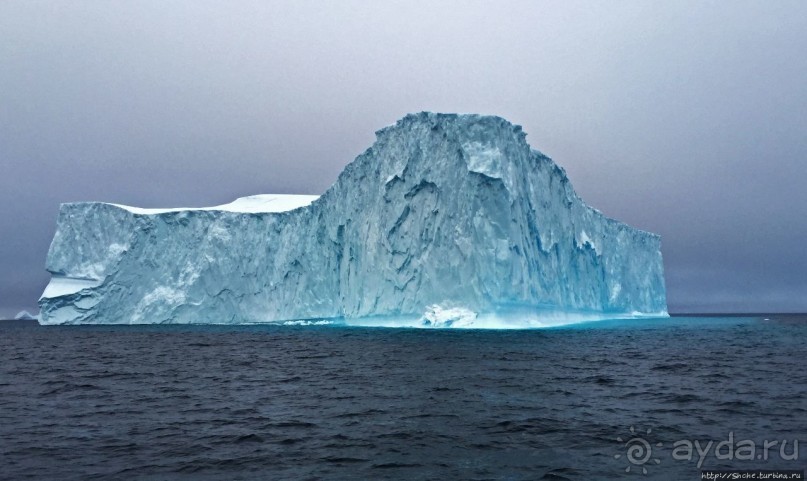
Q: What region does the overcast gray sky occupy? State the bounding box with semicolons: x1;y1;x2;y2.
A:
1;0;806;318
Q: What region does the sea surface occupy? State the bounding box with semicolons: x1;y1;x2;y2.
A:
1;315;805;480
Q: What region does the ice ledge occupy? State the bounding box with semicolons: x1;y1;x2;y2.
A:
107;194;319;215
41;275;103;299
343;307;670;329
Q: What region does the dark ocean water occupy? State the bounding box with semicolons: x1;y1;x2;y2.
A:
1;316;805;480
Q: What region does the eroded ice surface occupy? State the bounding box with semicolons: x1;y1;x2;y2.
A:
39;113;668;326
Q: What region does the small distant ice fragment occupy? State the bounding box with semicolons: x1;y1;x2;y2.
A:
14;310;38;321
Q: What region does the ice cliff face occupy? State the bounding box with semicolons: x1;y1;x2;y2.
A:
39;113;667;327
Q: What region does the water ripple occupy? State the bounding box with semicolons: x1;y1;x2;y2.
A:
0;316;805;480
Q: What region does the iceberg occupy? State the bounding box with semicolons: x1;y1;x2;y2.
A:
39;113;667;327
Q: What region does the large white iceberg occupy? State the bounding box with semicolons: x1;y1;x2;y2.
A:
39;113;667;327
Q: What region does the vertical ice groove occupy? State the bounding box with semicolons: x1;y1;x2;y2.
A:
39;112;667;326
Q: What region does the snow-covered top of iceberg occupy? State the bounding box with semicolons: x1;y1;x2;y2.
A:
107;194;319;215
